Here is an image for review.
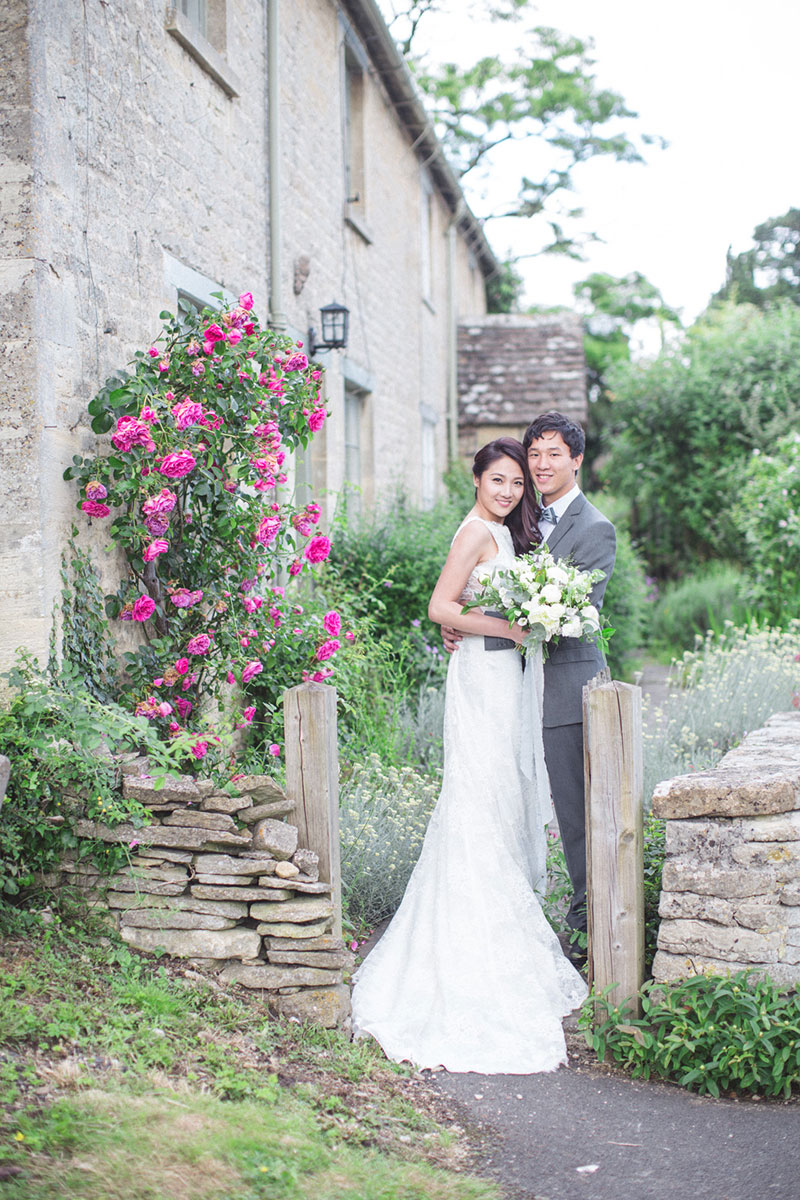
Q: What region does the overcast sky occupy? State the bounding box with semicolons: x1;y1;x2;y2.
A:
382;0;799;326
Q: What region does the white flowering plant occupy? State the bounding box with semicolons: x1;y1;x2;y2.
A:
465;546;613;656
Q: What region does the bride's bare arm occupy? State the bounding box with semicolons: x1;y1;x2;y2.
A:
428;523;524;644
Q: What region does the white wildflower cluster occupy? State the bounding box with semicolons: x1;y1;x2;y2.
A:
339;754;439;926
469;546;609;652
643;620;800;806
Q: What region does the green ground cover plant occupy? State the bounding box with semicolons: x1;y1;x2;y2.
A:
648;562;752;655
641;620;800;806
0;921;500;1200
581;971;800;1099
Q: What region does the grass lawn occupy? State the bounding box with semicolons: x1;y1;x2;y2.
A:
0;912;500;1200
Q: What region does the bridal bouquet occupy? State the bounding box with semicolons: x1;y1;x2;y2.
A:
466;547;614;656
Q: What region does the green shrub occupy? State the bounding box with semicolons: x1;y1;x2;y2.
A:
643;816;666;974
0;655;177;905
326;493;461;692
642;621;800;805
649;562;752;654
594;519;650;679
339;754;439;929
581;971;800;1098
603;300;800;577
733;430;800;624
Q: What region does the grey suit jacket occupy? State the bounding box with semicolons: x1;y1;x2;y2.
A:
540;493;616;727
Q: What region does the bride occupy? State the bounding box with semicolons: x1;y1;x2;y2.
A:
351;438;587;1075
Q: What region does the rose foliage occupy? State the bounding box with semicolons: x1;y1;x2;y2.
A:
64;294;345;761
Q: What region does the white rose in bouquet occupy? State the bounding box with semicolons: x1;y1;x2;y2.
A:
540;583;562;604
560;615;584;638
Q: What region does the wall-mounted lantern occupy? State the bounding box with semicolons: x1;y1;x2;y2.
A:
308;301;350;356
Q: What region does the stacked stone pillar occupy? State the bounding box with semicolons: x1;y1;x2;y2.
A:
652;712;800;987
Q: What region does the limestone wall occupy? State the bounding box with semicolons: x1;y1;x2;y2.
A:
57;761;353;1027
652;711;800;987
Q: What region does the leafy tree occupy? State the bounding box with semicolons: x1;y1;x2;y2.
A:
572;271;681;486
732;431;800;623
486;257;524;312
381;1;662;259
602;302;800;579
713;208;800;309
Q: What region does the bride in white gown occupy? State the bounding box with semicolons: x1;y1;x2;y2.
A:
351;439;587;1075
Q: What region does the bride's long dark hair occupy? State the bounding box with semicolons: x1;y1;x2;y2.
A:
472;437;541;556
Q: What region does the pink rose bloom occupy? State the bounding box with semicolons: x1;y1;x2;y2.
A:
170;589;203;608
148;347;159;358
175;657;190;675
132;595;156;622
158;359;170;373
143;539;169;562
345;631;355;642
204;323;226;343
143;488;177;517
315;639;340;663
308;409;326;433
145;514;170;537
192;361;206;376
226;670;236;685
171;399;205;430
242;597;262;614
304;535;331;564
135;696;158;717
85;481;107;501
242;659;263;683
157;702;173;718
283;353;308;372
112;415;156;453
255;516;281;546
158;450;196;479
323;610;341;636
191;740;209;760
81;500;110;518
174;697;192;719
306;503;322;525
139;406;159;424
239;292;254;311
243;706;256;724
186;339;201;357
268;744;281;757
186;634;211;655
201;410;223;430
227;329;243;346
168;721;181;736
153;678;163;687
289;560;302;577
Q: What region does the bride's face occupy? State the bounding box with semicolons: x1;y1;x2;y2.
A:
473;455;525;522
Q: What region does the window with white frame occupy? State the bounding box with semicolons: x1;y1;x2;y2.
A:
344;383;366;517
420;170;434;304
344;42;367;225
421;409;438;510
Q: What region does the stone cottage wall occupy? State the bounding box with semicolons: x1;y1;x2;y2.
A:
652;711;800;987
58;761;353;1027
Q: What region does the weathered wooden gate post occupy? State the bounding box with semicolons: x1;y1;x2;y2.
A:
283;682;342;939
583;675;645;1017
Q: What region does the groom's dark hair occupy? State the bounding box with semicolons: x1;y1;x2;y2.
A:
522;411;585;459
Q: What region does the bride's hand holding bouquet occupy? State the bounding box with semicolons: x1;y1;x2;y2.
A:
465;545;614;658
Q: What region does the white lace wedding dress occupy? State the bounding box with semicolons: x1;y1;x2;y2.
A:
351;517;587;1074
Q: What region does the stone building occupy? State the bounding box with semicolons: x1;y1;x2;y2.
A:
0;0;495;676
457;312;587;461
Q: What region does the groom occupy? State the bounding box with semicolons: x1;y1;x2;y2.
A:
523;411;616;952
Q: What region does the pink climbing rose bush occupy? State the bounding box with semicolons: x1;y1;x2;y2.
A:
65;293;345;758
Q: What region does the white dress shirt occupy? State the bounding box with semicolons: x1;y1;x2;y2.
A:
538;483;581;546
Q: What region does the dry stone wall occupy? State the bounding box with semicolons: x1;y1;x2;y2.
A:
59;761;353;1027
652;712;800;987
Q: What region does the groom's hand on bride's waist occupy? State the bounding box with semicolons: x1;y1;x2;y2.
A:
441;625;462;654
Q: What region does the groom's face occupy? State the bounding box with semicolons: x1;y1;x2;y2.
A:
527;431;582;504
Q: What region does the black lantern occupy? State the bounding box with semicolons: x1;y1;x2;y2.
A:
308;301;349;356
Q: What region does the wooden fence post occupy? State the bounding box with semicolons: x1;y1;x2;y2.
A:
283;682;342;939
583;676;644;1017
